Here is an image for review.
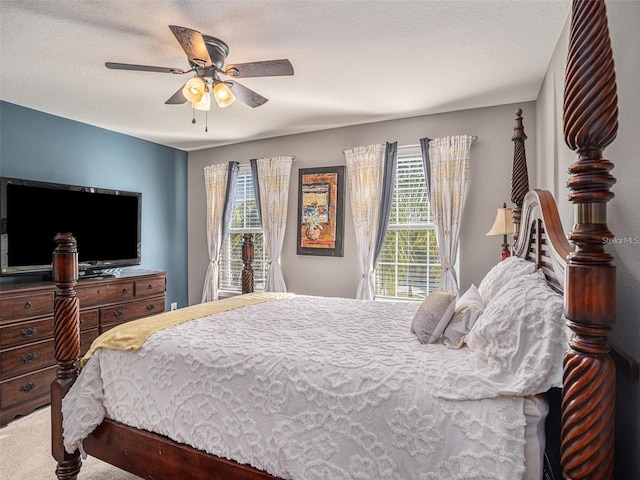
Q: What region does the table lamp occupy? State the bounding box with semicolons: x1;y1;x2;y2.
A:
486;203;515;260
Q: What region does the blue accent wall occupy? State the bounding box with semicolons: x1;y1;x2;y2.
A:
0;101;188;309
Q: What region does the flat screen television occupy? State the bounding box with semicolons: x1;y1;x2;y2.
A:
0;177;141;277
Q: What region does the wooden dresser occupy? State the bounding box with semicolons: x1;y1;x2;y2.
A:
0;269;166;426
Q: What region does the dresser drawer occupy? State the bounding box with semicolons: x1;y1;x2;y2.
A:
76;281;134;307
79;310;99;331
0;317;55;348
0;327;98;381
0;365;56;410
100;296;164;331
1;338;56;380
134;276;166;298
0;309;98;350
0;291;54;323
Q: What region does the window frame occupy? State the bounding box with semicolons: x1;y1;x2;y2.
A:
374;145;443;301
218;165;267;295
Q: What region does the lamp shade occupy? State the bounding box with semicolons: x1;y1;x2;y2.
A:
182;77;206;103
192;90;211;111
213;81;236;108
486;205;515;236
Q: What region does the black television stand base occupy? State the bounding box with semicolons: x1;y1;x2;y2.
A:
41;270;116;281
79;270;116;280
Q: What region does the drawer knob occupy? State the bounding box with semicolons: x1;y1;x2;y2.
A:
113;309;125;318
148;284;153;290
20;327;38;338
96;289;101;294
21;352;38;363
146;304;156;311
24;301;32;309
122;288;128;294
21;382;36;393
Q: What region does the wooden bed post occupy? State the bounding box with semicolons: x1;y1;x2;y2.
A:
242;233;254;294
510;107;529;244
561;1;618;479
51;233;82;479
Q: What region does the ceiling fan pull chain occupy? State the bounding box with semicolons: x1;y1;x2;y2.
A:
192;108;196;124
205;110;208;133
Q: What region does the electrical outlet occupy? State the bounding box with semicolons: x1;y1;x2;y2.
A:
170;302;178;311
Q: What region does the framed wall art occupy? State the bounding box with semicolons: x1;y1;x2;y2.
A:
297;165;345;257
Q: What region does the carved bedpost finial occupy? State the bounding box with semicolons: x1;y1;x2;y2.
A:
510;107;529;243
242;233;255;294
561;1;618;479
51;233;82;479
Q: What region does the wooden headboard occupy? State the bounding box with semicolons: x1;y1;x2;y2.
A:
513;189;573;294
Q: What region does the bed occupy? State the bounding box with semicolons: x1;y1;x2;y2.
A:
50;1;622;479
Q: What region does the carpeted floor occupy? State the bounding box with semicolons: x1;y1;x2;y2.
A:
0;406;141;480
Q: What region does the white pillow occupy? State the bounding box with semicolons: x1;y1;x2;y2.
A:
477;256;536;304
441;284;484;349
411;291;456;344
466;270;571;395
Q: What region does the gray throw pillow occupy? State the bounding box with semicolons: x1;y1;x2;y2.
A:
411;291;457;344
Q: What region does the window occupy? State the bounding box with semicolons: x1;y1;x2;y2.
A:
219;165;267;292
375;145;441;300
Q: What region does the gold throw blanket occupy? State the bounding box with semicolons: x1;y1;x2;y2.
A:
81;292;292;366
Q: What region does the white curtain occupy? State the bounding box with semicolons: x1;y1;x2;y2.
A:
428;135;473;295
255;156;293;292
344;144;386;300
202;163;230;303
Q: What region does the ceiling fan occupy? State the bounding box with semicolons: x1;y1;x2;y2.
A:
106;25;294;112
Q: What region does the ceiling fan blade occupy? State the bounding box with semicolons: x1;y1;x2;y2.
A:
227;81;268;108
165;85;187;104
106;62;185;74
224;59;294;78
169;25;212;67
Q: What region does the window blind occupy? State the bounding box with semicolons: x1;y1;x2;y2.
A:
375;146;441;300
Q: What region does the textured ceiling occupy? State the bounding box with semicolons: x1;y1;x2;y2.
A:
0;1;570;152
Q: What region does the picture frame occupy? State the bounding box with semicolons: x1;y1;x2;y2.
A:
297;165;345;257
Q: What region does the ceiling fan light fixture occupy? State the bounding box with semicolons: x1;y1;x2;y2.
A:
192;89;211;111
213;82;235;108
182;76;206;103
107;26;294;111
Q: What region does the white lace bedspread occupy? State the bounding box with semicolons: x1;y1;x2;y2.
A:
63;295;545;479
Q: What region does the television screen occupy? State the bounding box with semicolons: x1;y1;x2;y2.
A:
0;177;141;276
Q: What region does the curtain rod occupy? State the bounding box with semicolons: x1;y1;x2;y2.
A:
205;157;297;170
237;157;297;168
343;136;479;154
403;135;479;149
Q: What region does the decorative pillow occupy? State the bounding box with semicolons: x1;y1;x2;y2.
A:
411;291;457;344
466;270;571;395
477;256;536;305
441;284;484;349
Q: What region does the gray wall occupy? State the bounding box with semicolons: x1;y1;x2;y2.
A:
0;101;189;310
187;102;536;305
536;3;640;477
